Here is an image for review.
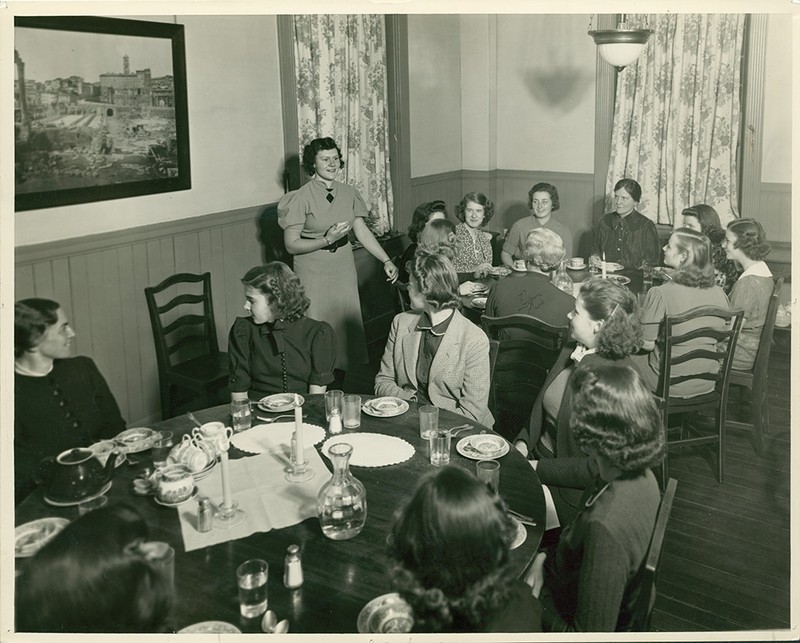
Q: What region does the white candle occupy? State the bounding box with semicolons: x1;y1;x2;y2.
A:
293;394;305;465
601;251;607;279
220;449;233;508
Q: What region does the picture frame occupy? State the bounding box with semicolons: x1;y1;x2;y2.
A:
14;16;191;211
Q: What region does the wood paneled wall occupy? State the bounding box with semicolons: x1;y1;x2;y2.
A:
15;206;273;425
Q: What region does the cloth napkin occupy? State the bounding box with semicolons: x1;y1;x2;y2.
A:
177;447;331;552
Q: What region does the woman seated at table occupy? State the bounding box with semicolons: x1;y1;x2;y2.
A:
681;204;740;293
14;298;126;505
229;262;336;401
632;228;731;395
723;218;773;371
513;278;642;519
417;219;484;298
450;192;495;277
591;178;660;269
485;228;575;338
397;200;448;283
530;363;665;632
389;466;542;633
375;251;494;428
17;504;172;632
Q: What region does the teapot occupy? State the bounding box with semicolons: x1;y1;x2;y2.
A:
37;447;118;503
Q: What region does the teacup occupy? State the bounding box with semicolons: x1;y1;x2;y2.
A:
154;463;195;504
192;422;233;455
568;257;586;269
513;259;527;271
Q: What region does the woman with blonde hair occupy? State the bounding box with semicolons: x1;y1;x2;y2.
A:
375;251;493;427
633;228;730;395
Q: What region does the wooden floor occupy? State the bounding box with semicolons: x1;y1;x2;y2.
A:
344;341;793;633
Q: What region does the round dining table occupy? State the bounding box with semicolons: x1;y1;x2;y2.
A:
15;395;546;634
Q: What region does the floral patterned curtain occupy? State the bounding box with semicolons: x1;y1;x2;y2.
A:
293;14;394;235
606;14;745;226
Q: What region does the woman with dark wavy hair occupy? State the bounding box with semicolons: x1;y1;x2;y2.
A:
279;137;398;373
397;200;448;283
17;504;172;632
389;466;542;632
451;192;495;276
723;218;773;370
228;262;336;399
681;204;740;292
375;251;493;427
513;278;642;520
531;363;665;632
633;228;731;395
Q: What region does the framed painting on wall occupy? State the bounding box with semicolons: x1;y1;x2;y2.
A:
14;16;191;211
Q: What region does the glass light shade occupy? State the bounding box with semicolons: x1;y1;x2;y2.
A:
589;28;653;71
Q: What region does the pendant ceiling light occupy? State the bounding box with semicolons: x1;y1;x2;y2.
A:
588;14;653;72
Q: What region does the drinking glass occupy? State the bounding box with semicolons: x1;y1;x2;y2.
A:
476;460;500;492
418;405;439;439
231;399;252;432
642;263;654;290
237;559;269;618
139;541;175;592
325;390;344;421
152;431;174;468
343;394;361;429
430;429;451;466
78;494;109;516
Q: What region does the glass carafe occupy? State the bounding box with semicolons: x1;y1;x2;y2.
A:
317;442;367;540
552;260;574;295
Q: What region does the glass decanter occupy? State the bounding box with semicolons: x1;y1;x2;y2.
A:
317;442;367;540
552;259;574;295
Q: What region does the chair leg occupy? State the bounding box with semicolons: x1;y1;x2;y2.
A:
717;407;725;484
752;378;766;455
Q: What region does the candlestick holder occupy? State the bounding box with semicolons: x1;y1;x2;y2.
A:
213;428;246;529
285;395;315;483
284;451;315;483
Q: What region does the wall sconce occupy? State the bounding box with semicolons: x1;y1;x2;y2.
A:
588;14;653;72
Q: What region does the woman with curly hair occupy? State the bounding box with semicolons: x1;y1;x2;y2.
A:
513;278;642;520
633;228;731;395
530;363;665;632
681;204;740;293
397;200;448;283
389;466;542;632
723;218;773;370
17;504;172;632
278;137;398;372
375;251;493;427
228;262;336;400
451;192;496;276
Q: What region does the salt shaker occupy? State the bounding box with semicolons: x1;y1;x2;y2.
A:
283;544;304;589
328;407;343;435
197;498;213;532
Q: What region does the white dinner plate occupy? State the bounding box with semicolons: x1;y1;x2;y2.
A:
257;393;304;413
456;434;509;461
606;274;631;285
44;481;112;507
509;517;527;550
15;517;70;558
178;621;241;634
602;262;624;272
362;397;409;418
357;593;414;634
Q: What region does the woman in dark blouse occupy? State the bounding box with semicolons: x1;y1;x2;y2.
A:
14;298;126;504
228;262;336;400
397;200;448;284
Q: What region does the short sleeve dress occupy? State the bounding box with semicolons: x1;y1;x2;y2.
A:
278;178;369;369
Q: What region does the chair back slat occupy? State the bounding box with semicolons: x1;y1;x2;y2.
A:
161;314;209;337
165;333;212;356
156;292;207;315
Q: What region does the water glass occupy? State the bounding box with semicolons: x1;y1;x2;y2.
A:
152;431;174;468
642;263;654;289
476;460;500;492
419;405;439;439
140;541;175;592
237;559;269;618
430;429;451;466
343;394;361;429
231;399;252;433
325;390;344;421
78;494;109;516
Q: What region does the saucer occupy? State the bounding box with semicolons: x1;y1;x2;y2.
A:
606;274;631;285
456;434;509;461
509;517;527;550
154;486;198;508
257;393;304;413
357;593;414;634
44;481;112;507
566;262;586;270
15;517;70;557
362;397;409;418
114;427;156;453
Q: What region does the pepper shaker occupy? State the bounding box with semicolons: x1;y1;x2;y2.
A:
197;497;213;532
